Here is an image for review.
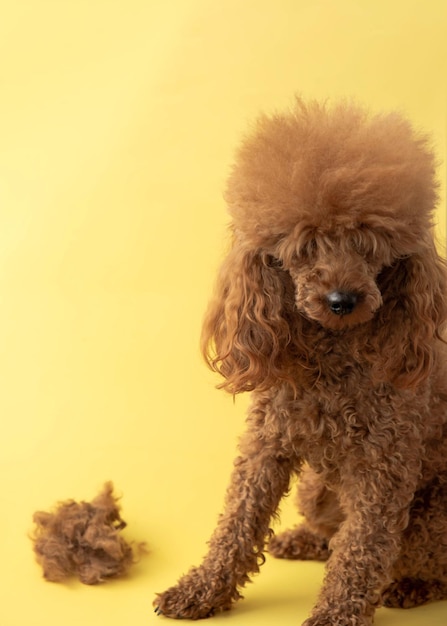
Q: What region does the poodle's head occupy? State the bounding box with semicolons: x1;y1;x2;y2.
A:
203;99;446;392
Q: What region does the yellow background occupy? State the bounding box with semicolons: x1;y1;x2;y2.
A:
0;1;446;625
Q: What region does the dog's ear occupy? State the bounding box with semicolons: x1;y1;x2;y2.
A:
201;241;296;393
374;242;447;388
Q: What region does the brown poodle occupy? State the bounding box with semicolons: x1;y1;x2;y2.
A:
154;98;447;625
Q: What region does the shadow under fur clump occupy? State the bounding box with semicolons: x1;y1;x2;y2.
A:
32;482;144;584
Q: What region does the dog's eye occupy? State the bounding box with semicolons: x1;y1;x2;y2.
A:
265;255;283;269
352;241;368;257
307;238;317;252
350;229;387;262
301;238;317;259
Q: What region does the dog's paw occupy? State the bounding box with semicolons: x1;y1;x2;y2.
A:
154;586;215;620
269;526;330;561
302;612;372;626
382;577;447;608
154;567;239;620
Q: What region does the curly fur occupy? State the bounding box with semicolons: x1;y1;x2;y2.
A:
154;98;447;625
32;482;144;584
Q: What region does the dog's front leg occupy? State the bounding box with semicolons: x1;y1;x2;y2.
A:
154;418;293;619
303;452;421;626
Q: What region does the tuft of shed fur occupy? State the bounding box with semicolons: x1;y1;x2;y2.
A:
32;482;145;584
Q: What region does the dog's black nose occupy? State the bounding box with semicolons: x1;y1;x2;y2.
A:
326;291;358;316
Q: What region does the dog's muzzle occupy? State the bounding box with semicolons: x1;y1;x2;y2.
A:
325;291;358;316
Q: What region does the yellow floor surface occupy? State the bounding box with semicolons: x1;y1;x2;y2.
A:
1;2;446;625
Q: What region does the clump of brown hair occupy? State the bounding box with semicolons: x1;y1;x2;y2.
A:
32;482;145;584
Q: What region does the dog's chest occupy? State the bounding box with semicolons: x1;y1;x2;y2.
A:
308;334;370;386
271;372;401;478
